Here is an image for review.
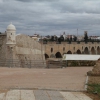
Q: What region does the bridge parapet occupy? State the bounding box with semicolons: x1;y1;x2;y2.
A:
42;41;100;45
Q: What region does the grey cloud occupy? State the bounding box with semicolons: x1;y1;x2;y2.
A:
16;0;57;2
16;0;33;2
0;0;100;36
50;0;100;14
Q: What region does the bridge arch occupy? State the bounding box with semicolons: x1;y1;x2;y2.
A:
84;47;89;54
97;46;100;54
45;54;49;59
67;50;72;54
55;52;62;58
91;47;96;54
76;49;81;54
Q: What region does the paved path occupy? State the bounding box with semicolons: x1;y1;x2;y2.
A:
0;90;92;100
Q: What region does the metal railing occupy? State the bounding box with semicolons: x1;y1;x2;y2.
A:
46;60;67;68
0;59;95;68
0;59;46;68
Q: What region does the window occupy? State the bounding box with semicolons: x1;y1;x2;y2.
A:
63;47;65;51
51;48;53;52
82;46;83;50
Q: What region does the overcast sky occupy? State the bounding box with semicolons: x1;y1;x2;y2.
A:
0;0;100;36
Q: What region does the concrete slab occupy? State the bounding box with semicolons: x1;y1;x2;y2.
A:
0;93;5;100
47;91;65;100
34;90;50;100
72;92;92;100
0;90;93;100
34;90;48;96
21;90;35;100
35;95;50;100
60;92;93;100
60;92;79;100
47;91;63;97
5;90;20;100
50;96;65;100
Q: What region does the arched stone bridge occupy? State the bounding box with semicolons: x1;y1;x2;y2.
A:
42;42;100;59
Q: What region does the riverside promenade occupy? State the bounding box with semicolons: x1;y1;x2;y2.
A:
0;67;93;100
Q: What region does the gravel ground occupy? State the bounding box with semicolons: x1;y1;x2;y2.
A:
0;67;93;90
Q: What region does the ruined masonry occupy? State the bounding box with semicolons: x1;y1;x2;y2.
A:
0;23;46;68
87;60;100;84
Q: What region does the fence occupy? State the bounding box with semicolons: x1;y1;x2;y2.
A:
0;59;46;68
46;60;96;68
0;59;93;68
47;60;67;68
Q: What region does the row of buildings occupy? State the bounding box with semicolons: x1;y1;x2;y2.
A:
30;32;100;42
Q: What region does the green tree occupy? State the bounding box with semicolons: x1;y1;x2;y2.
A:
84;32;88;43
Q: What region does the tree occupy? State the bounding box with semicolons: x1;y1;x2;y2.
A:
60;35;64;41
58;37;61;44
51;36;54;41
84;32;88;43
74;36;77;42
54;35;58;41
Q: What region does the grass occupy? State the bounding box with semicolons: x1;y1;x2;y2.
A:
84;84;100;100
87;84;100;98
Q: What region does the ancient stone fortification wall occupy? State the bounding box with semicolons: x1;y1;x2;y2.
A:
15;34;45;68
0;35;14;67
0;35;7;60
16;34;42;49
0;34;46;68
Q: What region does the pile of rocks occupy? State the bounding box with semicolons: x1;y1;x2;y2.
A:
87;61;100;76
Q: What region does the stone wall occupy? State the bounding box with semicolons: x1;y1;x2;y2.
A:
0;34;46;68
0;35;7;60
16;34;45;60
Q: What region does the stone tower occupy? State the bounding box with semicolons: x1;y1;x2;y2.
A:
6;23;16;46
6;23;16;60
